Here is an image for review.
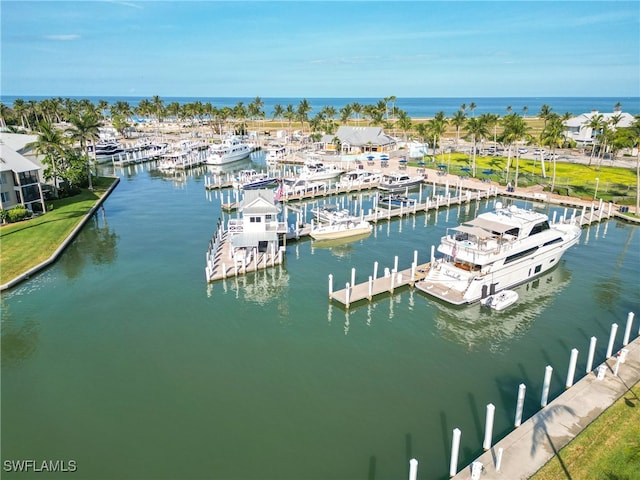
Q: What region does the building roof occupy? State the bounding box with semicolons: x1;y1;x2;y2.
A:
324;126;395;147
0;132;39;154
563;111;635;128
0;140;41;173
239;189;280;214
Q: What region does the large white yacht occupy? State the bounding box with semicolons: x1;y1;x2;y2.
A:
415;202;581;305
205;137;252;165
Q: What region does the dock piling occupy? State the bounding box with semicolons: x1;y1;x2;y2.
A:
623;312;635;346
514;384;526;427
483;403;495;450
566;348;579;389
409;458;418;480
449;428;461;477
606;323;619;358
328;274;333;297
541;365;553;407
586;336;597;373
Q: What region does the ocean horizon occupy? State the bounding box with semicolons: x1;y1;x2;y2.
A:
2;95;639;118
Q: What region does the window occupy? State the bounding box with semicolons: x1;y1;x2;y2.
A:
1;191;10;203
0;173;6;184
529;221;550;236
504;246;539;264
249;216;262;223
543;237;563;247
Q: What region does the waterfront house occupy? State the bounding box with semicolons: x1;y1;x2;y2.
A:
321;126;396;154
563;110;635;147
0;133;46;213
227;189;288;263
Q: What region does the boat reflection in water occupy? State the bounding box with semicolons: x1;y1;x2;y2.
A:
310;232;372;258
432;262;572;351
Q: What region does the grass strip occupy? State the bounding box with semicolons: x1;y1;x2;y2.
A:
0;177;115;285
531;381;640;480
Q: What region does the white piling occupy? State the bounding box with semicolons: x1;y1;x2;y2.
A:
566;348;579;389
495;447;504;472
541;365;553;407
345;282;351;308
449;428;461;477
373;261;379;280
430;245;435;264
390;270;396;292
351;267;356;287
394;255;399;272
606;323;619;358
328;274;333;297
483;403;495;450
368;276;373;300
413;249;418;266
586;336;597;373
623;312;635;346
514;383;526;427
408;459;418;480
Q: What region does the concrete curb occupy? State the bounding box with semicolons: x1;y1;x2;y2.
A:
451;333;640;480
0;177;120;292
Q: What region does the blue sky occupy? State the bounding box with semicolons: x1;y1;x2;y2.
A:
2;1;639;98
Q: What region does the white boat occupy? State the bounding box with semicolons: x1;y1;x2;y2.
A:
298;160;345;181
337;170;382;188
266;145;287;164
232;169;279;190
378;193;417;209
480;290;519;311
310;218;373;241
206;137;252;165
415;202;582;305
281;178;327;196
311;204;352;223
378;172;424;192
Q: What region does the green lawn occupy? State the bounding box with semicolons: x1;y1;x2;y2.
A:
0;177;116;285
415;153;637;203
531;382;640;480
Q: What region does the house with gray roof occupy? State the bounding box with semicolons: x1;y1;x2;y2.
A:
321;126;396;154
563;110;635;146
0;133;46;213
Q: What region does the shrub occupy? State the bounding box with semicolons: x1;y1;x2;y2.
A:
6;205;30;223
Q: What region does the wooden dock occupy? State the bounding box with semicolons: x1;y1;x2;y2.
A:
329;262;431;307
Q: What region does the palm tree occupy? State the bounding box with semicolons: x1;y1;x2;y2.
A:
468;102;477;117
27;121;68;197
272;104;284;123
296;99;312;134
428;111;448;159
396;111;413;142
587;114;604;164
539;114;565;193
501;113;532;187
538;104;553;130
464;117;489;176
151;95;165;123
614;102;622;112
67;112;100;190
450;109;467;150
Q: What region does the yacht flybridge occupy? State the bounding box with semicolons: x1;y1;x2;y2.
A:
415;202;581;305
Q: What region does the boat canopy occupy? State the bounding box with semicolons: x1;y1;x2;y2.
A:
452;225;495;240
463;217;517;234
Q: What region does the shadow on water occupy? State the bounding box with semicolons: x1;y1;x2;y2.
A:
0;317;39;367
430;263;573;352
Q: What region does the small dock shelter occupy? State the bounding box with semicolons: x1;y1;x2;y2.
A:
205;189;289;282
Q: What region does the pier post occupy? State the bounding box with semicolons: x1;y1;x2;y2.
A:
449;428;461;477
373;261;379;280
430;245;435;265
368;276;373;300
552;211;557;224
514;384;526;427
413;250;418;267
623;312;635;346
351;268;356;288
483;403;495;450
541;365;553;407
566;348;579;389
586;336;597;373
390;270;395;293
328;274;333;297
410;262;416;284
345;282;351;309
606;323;618;358
409;458;418;480
394;255;398;272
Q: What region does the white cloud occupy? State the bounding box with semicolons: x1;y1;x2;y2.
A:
44;34;80;41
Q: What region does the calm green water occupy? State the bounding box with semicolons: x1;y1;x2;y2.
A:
2;155;639;480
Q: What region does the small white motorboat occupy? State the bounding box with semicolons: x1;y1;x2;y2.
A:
480;290;519;311
310;218;372;241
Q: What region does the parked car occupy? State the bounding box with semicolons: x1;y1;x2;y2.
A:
518;147;528;154
534;148;546;155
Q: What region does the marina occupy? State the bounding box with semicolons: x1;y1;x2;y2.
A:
2;152;637;480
